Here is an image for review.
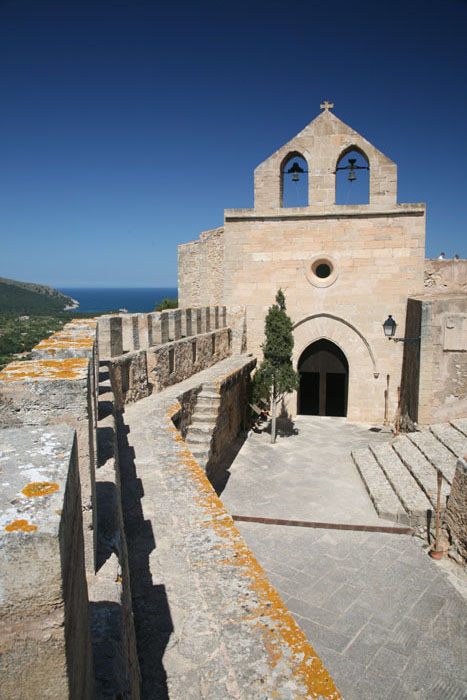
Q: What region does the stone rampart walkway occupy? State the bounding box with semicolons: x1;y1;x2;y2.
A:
117;358;342;699
220;417;467;700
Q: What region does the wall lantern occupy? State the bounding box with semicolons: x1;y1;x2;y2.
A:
286;161;307;182
383;314;397;338
336;157;369;182
383;315;420;344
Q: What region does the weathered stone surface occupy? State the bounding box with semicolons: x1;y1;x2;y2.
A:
392;434;450;506
430;422;467;458
443;458;467;563
0;425;94;699
119;356;342;698
408;430;457;484
0;357;97;574
369;443;432;524
351;447;406;523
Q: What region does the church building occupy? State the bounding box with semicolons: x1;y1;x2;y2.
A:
179;104;453;424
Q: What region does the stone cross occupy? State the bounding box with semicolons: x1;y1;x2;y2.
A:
320;100;334;111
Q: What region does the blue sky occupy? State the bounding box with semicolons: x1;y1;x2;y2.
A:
1;0;466;288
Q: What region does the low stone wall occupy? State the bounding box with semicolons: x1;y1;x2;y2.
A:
0;425;94;699
443;457;467;563
109;327;231;410
205;360;255;482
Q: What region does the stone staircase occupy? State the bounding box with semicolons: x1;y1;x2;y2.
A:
184;383;220;468
352;418;467;527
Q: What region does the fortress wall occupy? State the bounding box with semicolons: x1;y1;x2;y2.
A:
178;227;224;307
178;240;201;307
424;259;467;296
0;318;142;699
414;295;467;425
0;356;97;575
0;426;94;699
109;327;231;409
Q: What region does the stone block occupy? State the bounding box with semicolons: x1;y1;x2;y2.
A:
0;425;94;699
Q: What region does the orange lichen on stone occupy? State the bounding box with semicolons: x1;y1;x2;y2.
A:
22;482;59;497
166;415;342;699
0;358;88;381
5;519;37;533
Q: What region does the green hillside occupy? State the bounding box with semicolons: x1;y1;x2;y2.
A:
0;278;76;314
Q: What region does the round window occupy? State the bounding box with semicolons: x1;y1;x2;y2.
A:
305;255;338;288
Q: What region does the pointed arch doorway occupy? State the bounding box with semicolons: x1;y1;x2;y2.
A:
297;339;348;416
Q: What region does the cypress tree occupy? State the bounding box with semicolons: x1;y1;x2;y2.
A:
252;289;299;443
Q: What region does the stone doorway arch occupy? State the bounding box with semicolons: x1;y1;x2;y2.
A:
297;339;349;416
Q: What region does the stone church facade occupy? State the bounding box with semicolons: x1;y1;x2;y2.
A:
179;106;465;424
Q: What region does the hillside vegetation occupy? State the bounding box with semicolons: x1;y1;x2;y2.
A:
0;278;76;314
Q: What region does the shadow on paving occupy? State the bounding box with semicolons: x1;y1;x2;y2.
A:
116;410;173;699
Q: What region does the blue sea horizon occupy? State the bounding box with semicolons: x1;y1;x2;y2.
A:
58;287;178;313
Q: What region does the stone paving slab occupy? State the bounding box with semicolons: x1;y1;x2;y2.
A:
451;417;467;438
408;431;457;484
392;434;450;506
220;417;467;700
369;443;432;522
430;422;467;459
351;447;406;522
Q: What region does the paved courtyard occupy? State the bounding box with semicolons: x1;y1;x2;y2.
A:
219;416;467;700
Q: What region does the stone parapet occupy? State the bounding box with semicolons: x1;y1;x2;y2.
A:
0;425;94;699
98;306;228;358
109;327;232;409
0;357;97;574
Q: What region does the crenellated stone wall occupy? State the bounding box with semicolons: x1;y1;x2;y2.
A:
109;327;231;410
98;305;228;358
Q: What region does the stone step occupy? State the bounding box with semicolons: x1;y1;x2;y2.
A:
391;435;450;507
197;390;220;402
188;421;216;435
368;444;432;525
185;431;211;445
429;423;467;459
186;446;211;463
451;417;467;439
407;431;457;485
195;402;219;414
351;448;406;523
192;412;218;423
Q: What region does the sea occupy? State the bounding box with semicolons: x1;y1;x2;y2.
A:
57;287;178;314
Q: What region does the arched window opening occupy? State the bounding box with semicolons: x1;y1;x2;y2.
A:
297;339;348;416
281;154;308;207
335;148;369;205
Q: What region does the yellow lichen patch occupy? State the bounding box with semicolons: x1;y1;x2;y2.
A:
166;414;342;699
0;358;88;381
22;482;59;497
5;519;37;533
